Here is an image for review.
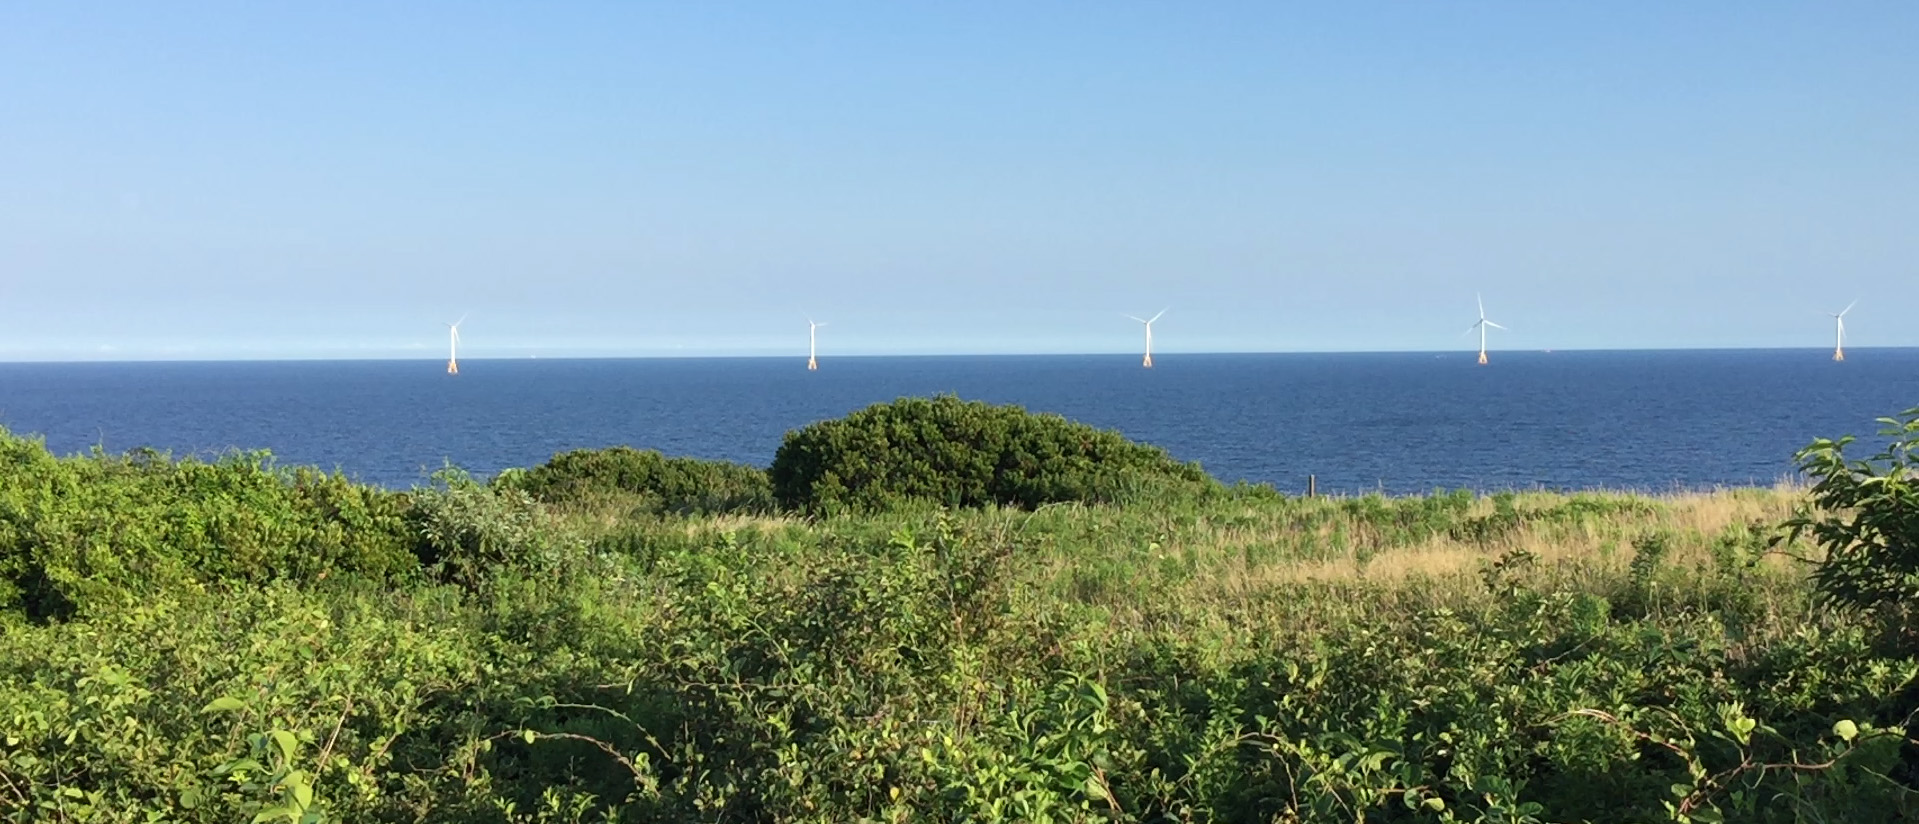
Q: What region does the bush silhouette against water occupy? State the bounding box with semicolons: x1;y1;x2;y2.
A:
769;395;1215;513
503;446;773;517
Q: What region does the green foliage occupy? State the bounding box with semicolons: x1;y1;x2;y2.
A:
409;468;579;592
1783;407;1919;616
0;429;416;621
502;446;773;517
2;415;1915;822
769;395;1217;514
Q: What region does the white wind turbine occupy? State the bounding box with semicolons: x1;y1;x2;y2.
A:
1466;295;1505;365
445;315;465;375
806;317;828;371
1830;300;1857;362
1126;309;1168;368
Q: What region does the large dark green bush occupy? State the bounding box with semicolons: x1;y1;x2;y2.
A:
501;446;774;517
0;430;417;622
769;395;1216;513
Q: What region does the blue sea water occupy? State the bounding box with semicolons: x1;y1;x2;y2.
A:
1;350;1914;495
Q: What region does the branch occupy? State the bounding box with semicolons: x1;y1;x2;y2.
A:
315;696;354;770
1554;709;1689;759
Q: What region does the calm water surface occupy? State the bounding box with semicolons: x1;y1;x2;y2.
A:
1;350;1914;494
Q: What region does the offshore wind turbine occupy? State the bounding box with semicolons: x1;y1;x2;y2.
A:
1830;300;1857;362
806;317;828;371
1126;309;1167;368
1466;295;1505;365
445;315;465;375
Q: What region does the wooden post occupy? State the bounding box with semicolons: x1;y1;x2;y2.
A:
1307;474;1317;498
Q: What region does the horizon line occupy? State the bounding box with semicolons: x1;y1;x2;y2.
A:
2;344;1914;365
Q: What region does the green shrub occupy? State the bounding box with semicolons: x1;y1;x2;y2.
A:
768;395;1216;514
1784;407;1919;616
1780;407;1919;792
504;446;774;517
0;430;417;622
411;469;579;592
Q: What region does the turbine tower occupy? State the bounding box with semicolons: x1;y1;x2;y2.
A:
446;316;465;375
1467;295;1505;365
806;318;827;371
1830;300;1856;362
1126;309;1167;368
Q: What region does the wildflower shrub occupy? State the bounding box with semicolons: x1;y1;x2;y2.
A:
769;395;1216;513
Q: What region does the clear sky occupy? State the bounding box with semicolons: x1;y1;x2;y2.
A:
2;3;1913;360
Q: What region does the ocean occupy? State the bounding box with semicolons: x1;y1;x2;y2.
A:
1;350;1914;495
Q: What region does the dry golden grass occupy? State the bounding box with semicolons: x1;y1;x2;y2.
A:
568;485;1815;623
1156;487;1802;599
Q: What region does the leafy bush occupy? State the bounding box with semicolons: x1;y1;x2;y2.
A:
503;446;774;517
769;395;1216;513
1781;407;1919;792
410;469;579;592
0;430;417;622
1784;407;1919;616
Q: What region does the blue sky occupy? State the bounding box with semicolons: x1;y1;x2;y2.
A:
1;3;1912;360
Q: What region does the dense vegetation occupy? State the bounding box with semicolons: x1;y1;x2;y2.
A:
0;440;418;622
2;403;1918;823
770;395;1216;513
502;446;774;517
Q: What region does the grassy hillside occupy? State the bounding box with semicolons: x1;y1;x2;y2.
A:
1;406;1916;823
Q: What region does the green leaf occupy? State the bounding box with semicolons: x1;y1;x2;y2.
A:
1834;719;1859;742
291;775;314;808
1083;776;1110;802
521;728;536;744
201;697;247;714
270;730;298;764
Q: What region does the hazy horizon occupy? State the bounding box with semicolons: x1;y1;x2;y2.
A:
6;343;1911;365
4;4;1912;360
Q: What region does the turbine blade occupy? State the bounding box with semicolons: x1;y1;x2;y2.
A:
1125;315;1148;324
1150;308;1168;323
1477;293;1485;319
1839;300;1857;317
1484;321;1506;330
